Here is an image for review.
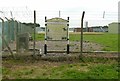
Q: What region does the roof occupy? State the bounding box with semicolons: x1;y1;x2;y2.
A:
47;17;68;22
109;22;120;25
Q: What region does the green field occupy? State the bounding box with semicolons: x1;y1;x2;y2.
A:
2;32;118;79
2;58;118;79
35;32;118;51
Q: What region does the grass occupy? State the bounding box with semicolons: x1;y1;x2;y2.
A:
34;32;118;51
57;64;118;79
35;33;45;41
2;32;118;79
2;58;118;79
83;33;118;51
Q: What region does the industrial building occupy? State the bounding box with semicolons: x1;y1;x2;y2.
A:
36;26;108;33
108;22;119;34
36;27;45;33
91;26;108;32
73;26;108;32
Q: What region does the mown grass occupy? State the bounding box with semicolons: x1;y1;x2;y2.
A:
70;33;118;51
2;58;118;79
34;32;118;51
84;33;118;51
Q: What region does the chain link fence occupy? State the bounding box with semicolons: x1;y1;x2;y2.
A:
0;18;34;54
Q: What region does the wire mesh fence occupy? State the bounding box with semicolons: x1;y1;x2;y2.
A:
0;9;118;58
1;18;34;53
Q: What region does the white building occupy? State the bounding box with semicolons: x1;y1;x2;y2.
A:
108;22;119;34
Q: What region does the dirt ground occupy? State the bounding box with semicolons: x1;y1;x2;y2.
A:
5;40;103;52
29;40;103;53
2;40;118;60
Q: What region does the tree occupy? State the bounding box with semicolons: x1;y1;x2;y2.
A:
22;22;40;28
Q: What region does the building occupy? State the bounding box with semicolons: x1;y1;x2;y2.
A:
108;22;119;34
36;26;108;33
36;27;45;33
102;26;108;32
74;28;81;32
91;26;108;32
74;28;86;32
85;21;88;32
73;26;108;32
69;28;74;32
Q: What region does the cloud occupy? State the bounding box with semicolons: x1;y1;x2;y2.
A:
0;0;119;27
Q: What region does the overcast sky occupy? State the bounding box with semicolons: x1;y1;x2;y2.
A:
0;0;119;27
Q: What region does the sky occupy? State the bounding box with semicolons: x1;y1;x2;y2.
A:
0;0;119;27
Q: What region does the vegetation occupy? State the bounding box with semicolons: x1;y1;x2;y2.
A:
35;33;45;41
70;33;118;51
34;32;118;51
2;32;118;79
2;58;118;79
22;22;40;27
